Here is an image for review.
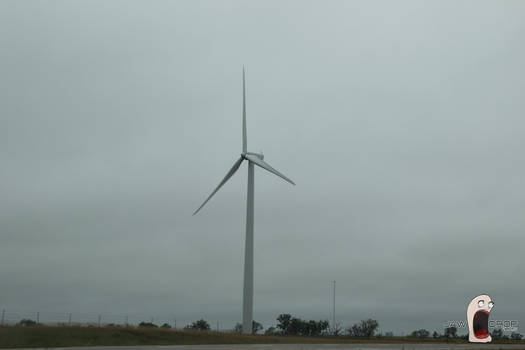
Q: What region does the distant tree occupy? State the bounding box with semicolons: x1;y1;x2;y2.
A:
318;320;330;335
265;326;278;335
432;331;441;338
288;317;303;335
277;314;292;334
139;321;158;328
347;319;379;338
234;321;263;334
330;322;343;336
511;332;523;340
304;319;329;336
253;321;263;334
492;328;503;340
362;319;379;338
18;319;37;327
410;329;430;338
161;323;171;329
185;319;210;331
234;323;243;333
275;314;329;336
444;326;457;338
319;321;327;336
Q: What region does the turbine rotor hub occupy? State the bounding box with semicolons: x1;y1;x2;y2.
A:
244;151;264;160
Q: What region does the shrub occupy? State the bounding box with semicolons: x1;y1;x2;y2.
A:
347;319;379;338
276;314;329;336
265;326;278;335
18;319;37;327
139;321;158;328
184;319;210;331
410;329;430;338
444;326;457;338
491;328;503;340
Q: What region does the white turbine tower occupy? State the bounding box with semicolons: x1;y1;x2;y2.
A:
193;68;295;334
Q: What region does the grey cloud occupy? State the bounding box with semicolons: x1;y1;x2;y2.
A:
1;0;525;334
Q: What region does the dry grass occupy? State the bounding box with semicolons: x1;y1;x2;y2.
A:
0;325;523;348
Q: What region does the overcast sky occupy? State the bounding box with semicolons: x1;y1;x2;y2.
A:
1;0;525;334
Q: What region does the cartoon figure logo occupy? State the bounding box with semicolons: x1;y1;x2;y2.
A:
467;294;494;343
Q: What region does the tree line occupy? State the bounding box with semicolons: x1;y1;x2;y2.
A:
13;316;524;340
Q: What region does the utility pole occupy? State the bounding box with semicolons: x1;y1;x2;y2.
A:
125;315;128;326
1;309;5;325
36;311;40;324
332;280;336;329
217;321;219;332
68;313;72;325
98;314;101;327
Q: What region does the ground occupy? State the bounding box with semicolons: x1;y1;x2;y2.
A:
1;326;524;350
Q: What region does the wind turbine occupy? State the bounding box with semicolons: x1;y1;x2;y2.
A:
193;68;295;334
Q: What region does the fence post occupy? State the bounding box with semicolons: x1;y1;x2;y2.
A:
1;309;4;325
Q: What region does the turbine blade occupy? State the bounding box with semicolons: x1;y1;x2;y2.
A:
193;157;244;215
242;67;247;153
244;154;295;186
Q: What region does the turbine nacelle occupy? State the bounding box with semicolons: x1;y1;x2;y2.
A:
243;152;264;160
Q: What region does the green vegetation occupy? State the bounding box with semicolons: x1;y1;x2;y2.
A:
16;319;37;327
276;314;329;336
410;329;430;338
184;319;211;331
138;321;158;328
0;324;524;348
0;315;523;348
346;319;379;338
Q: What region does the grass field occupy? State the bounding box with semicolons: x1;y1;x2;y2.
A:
0;325;524;349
